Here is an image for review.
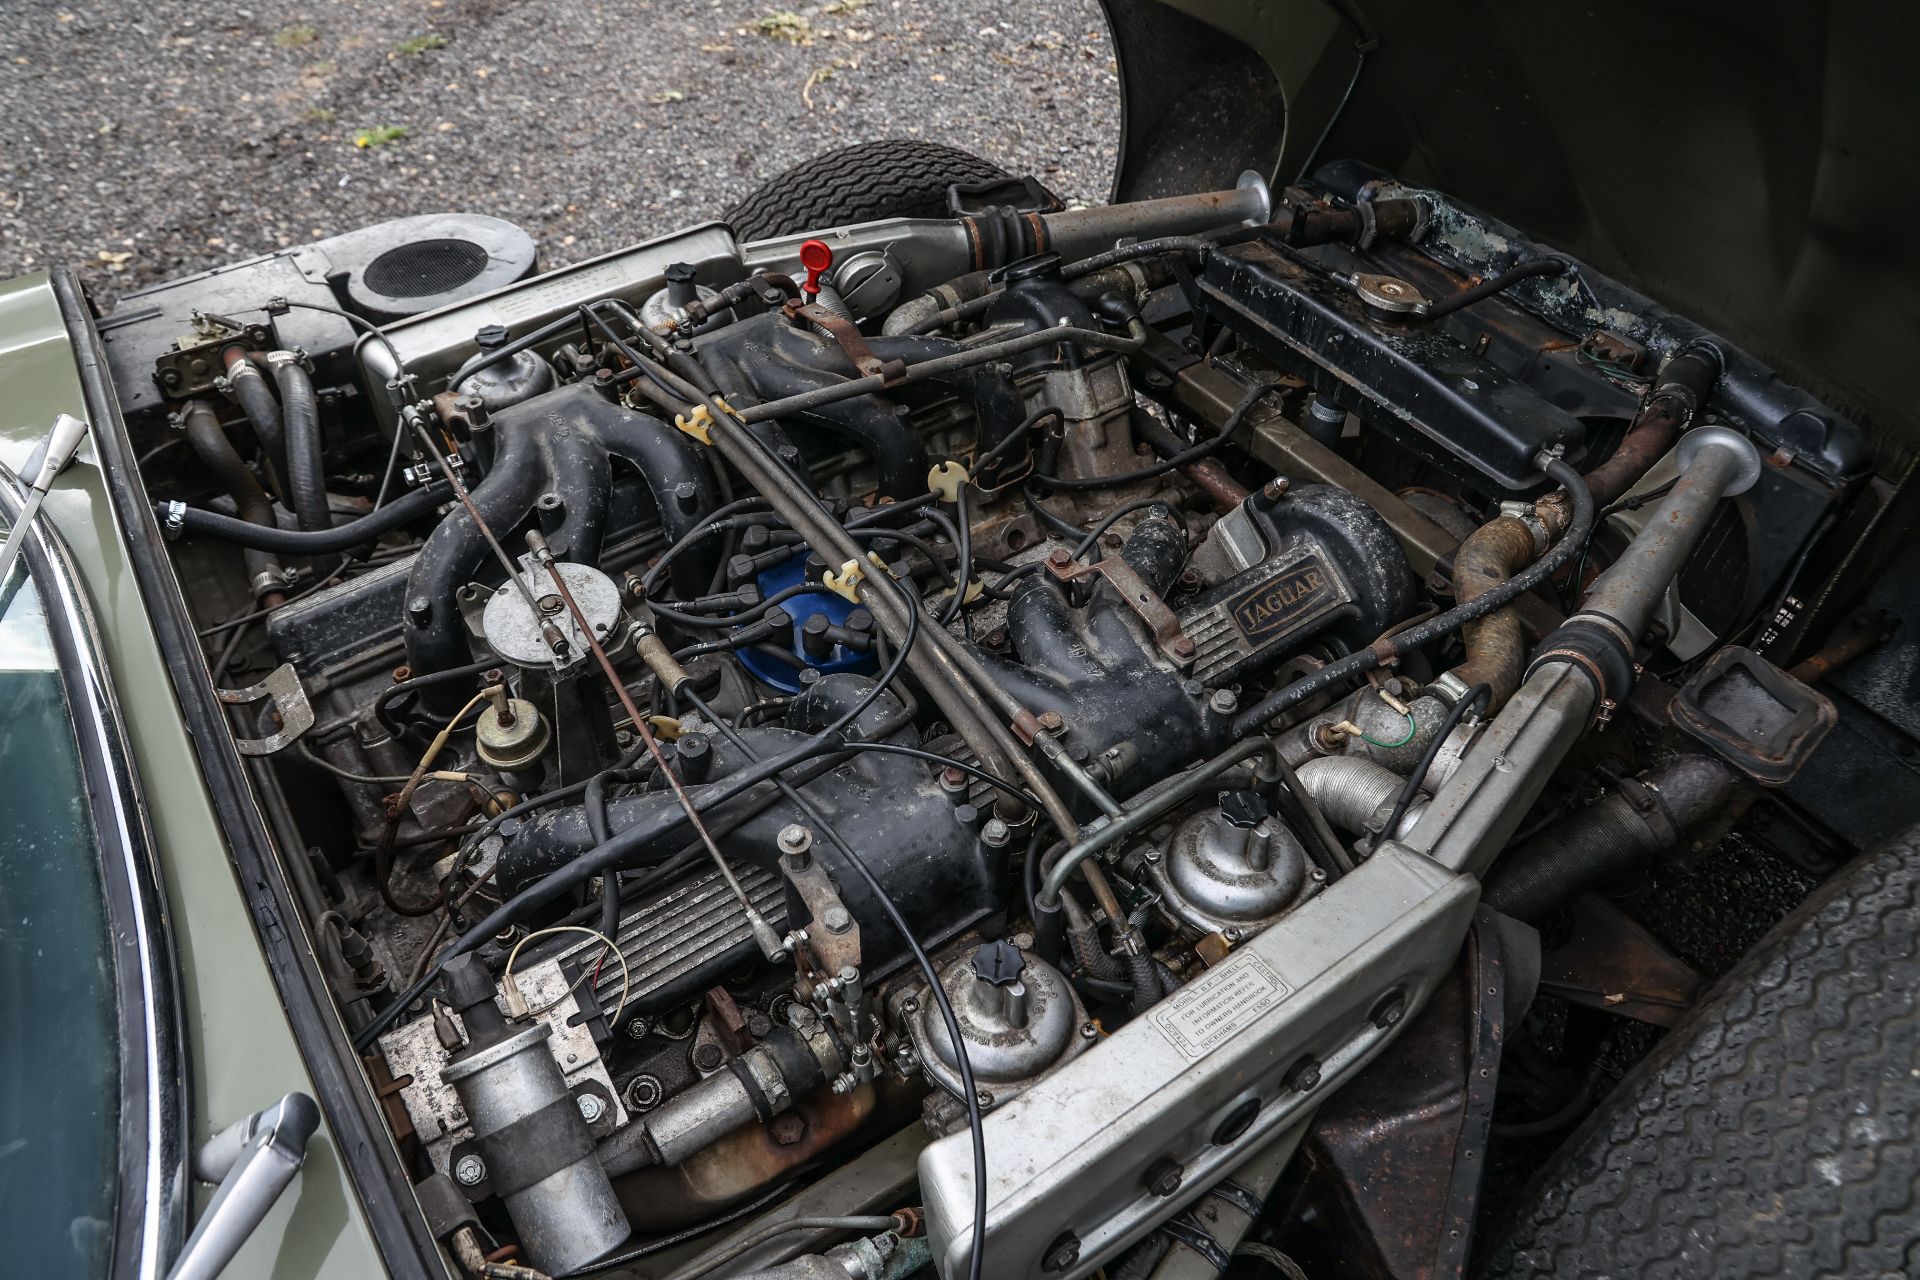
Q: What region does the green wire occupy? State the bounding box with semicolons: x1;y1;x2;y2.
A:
1358;707;1417;748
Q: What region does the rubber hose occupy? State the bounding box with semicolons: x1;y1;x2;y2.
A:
1153;958;1182;995
178;398;284;597
1060;890;1122;983
222;353;288;498
163;481;451;554
1448;517;1539;711
1424;257;1570;318
1127;950;1161;1015
1483;755;1735;923
269;356;330;533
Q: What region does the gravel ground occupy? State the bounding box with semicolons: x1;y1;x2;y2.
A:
0;0;1119;302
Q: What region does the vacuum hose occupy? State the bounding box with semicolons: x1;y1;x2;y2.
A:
161;481;452;555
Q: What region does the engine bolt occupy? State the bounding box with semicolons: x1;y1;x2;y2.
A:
1263;477;1291;502
1041;1231;1081;1273
1285;1055;1323;1093
1144;1156;1184;1197
692;1043;725;1072
625;1017;651;1040
624;1074;663;1111
1369;990;1407;1029
453;1154;486;1187
822;905;854;934
938;766;969;794
1208;687;1238;714
980;816;1011;847
1171;636;1197;660
777;823;813;869
576;1094;606;1125
769;1113;808;1146
1080;1021;1099;1040
1047;548;1072;568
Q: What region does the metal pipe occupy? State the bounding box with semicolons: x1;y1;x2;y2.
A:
1408;427;1763;878
1574;425;1761;638
1037;737;1279;908
1294;755;1418;839
732;319;1147;426
1039;172;1271;264
1483;754;1736;923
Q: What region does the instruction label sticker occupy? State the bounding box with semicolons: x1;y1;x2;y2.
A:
491;261;631;324
1150;952;1291;1060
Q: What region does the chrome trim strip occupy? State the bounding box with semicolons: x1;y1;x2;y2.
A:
0;465;189;1278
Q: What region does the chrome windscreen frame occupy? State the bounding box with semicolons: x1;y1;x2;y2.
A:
0;464;189;1280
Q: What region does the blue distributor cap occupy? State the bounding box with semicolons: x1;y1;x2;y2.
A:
735;553;880;694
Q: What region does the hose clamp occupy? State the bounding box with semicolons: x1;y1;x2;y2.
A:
161;500;187;539
1497;499;1551;554
1429;670;1473;705
1352;198;1380;251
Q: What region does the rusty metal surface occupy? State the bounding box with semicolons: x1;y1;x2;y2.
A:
782;851;863;978
793;303;905;385
1537;895;1701;1028
1276;910;1516;1280
611;1078;918;1233
1788;607;1896;685
1043;546;1196;662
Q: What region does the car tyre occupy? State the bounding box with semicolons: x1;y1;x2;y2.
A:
1482;825;1920;1278
722;139;1009;240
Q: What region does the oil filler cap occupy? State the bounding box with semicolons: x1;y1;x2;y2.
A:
972;940;1026;987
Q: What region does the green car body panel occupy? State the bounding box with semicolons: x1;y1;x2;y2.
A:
0;270;387;1279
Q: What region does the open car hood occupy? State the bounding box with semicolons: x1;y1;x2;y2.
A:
1101;0;1919;464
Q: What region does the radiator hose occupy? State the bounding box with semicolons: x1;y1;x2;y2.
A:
178;398;285;602
267;352;330;534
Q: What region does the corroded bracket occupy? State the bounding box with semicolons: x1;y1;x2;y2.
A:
214;662;314;755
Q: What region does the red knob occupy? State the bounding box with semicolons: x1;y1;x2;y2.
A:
798;239;834;299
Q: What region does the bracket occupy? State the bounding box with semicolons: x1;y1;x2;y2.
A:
214;662;314;755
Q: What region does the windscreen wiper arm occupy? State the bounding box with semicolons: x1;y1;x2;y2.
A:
167;1093;322;1280
0;412;89;591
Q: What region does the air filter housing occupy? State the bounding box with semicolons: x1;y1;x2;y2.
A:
327;213;538;321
